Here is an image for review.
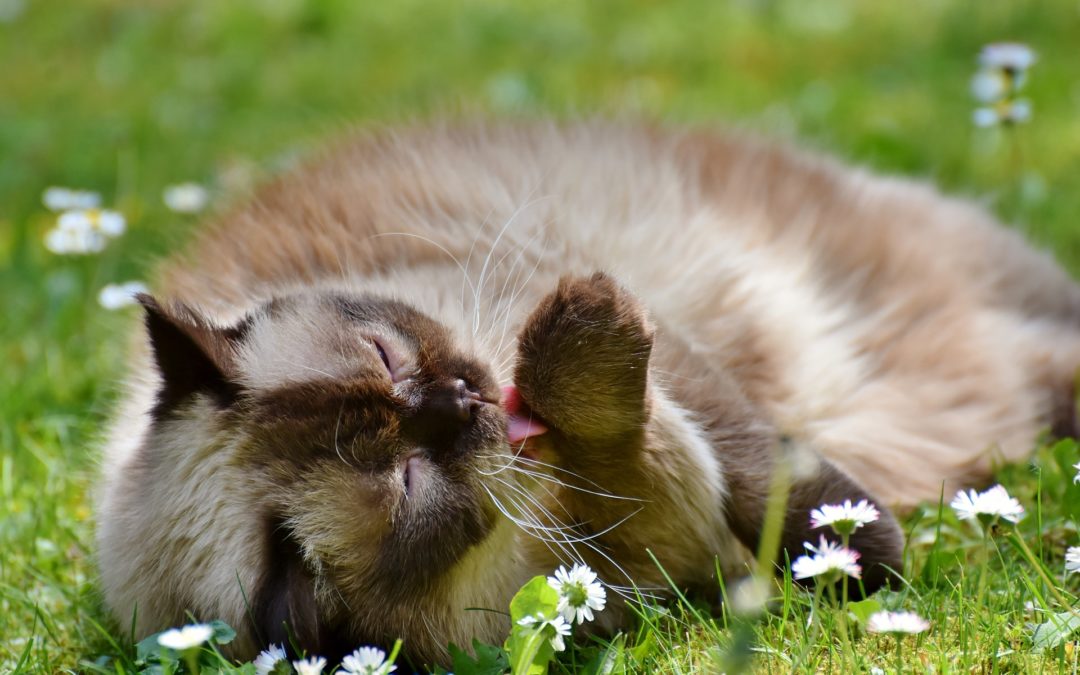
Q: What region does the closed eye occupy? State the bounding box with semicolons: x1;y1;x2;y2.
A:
373;339;393;376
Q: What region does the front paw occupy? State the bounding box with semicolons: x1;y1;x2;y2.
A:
514;272;654;444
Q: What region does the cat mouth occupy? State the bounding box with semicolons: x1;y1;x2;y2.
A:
500;385;548;445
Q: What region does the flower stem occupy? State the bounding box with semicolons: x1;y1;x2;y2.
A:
511;628;547;675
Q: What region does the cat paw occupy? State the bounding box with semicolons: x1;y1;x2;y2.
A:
514;272;654;445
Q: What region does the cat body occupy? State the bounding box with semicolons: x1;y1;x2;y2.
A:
97;121;1080;664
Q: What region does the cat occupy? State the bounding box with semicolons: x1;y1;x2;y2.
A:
96;120;1080;666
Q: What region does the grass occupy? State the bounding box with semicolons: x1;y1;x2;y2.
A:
3;0;1080;672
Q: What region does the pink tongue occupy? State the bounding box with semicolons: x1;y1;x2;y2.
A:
501;385;549;444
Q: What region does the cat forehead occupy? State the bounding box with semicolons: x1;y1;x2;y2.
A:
234;293;451;391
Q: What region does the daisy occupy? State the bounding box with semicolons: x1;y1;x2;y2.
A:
163;182;210;214
157;623;213;651
970;69;1007;103
950;484;1024;525
517;613;573;652
1072;461;1080;485
866;610;930;635
58;208;126;237
547;563;607;624
253;644;287;675
791;536;861;582
292;656;327;675
98;281;149;310
44;226;107;254
809;499;880;536
42;186;101;211
979;43;1036;73
1066;546;1080;575
341;646;397;675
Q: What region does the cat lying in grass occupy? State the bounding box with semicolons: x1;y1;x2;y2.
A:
96;121;1080;667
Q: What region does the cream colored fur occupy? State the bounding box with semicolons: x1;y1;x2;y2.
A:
97;121;1080;658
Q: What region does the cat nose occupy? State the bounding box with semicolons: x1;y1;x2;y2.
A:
427;378;483;423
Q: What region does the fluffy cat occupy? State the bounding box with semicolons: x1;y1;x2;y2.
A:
96;121;1080;666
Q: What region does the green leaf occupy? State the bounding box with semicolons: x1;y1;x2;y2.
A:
447;639;509;675
1030;610;1080;651
846;598;882;625
208;620;236;645
508;576;560;624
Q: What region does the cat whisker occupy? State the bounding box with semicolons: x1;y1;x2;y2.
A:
473;193;551;336
277;358;337;381
332;400;355;469
482;451;616;493
371;232;479;320
480;459;646;503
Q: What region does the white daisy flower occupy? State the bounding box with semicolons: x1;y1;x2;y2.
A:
253;644;287;675
292;656;327;675
1002;99;1032;124
58;208;126;238
950;484;1024;524
44;226;107;254
791;536;861;582
341;645;397;675
979;43;1036;72
42;186;101;211
1073;461;1080;484
866;610;930;635
163;182;210;214
972;107;1000;128
517;613;573;652
546;615;572;652
970;70;1007;103
1066;546;1080;575
809;499;880;536
547;563;607;624
157;623;213;651
98;281;149;310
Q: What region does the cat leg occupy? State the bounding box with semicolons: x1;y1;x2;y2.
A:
513;273;902;596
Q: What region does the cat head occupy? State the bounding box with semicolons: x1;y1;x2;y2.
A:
137;290;532;661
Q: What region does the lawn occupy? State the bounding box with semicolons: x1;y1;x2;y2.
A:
3;0;1080;672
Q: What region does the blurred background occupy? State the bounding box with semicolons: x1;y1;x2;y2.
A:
2;0;1079;669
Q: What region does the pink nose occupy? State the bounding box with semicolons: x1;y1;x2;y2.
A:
500;385;549;444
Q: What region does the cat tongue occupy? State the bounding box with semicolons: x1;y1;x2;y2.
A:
501;385;548;444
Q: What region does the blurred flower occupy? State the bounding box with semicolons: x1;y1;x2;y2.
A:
979;43;1036;72
547;563;607;625
163;182;210;213
254;644;287;675
44;208;126;255
98;282;149;310
810;499;879;536
42;187;100;211
293;656;327;675
1073;461;1080;484
950;484;1024;524
866;610;930;635
59;209;126;237
971;43;1035;128
791;536;861;582
1066;546;1080;575
970;70;1007;103
157;623;213;651
44;227;106;255
341;646;396;675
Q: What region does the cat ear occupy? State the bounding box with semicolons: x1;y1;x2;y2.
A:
137;294;249;414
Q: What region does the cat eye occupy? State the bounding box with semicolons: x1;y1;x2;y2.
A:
372;338;393;376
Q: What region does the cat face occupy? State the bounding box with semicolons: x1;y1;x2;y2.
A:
138;291;521;658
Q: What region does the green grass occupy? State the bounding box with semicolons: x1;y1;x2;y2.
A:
4;0;1080;672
